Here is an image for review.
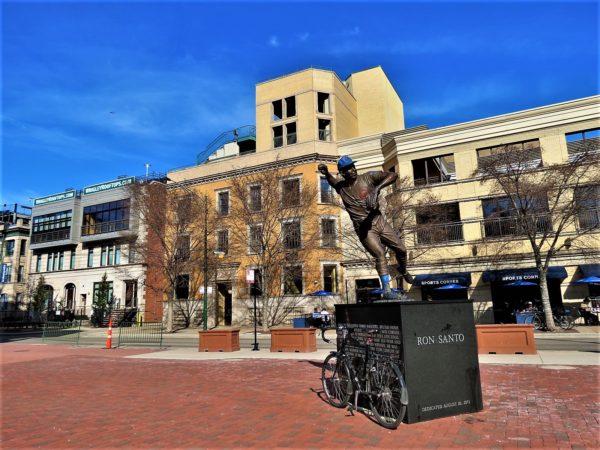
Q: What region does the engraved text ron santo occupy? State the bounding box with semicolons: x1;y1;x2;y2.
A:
416;333;465;346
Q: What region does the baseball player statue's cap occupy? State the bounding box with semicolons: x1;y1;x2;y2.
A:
337;155;355;171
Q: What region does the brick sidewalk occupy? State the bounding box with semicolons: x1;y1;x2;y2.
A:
1;343;599;449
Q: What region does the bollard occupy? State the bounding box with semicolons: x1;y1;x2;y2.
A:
105;318;113;349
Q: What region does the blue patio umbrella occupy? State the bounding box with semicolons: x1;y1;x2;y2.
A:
434;283;467;290
371;288;404;294
507;280;538;287
310;290;334;296
576;276;600;284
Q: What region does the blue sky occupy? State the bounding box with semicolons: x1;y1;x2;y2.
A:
2;1;599;206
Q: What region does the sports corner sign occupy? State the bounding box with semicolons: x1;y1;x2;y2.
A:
83;177;135;195
34;190;76;206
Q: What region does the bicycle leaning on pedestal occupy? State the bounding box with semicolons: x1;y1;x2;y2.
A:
320;324;408;429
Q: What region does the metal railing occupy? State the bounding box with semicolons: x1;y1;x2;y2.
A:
81;219;129;236
42;320;82;345
413;174;454;186
31;229;71;244
415;222;464;245
197;125;256;164
577;208;600;229
117;321;164;348
481;214;552;238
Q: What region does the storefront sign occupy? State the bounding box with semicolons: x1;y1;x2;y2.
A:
83;177;134;195
34;190;75;205
500;273;539;282
421;278;461;286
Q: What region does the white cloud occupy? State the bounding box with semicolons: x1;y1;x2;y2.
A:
297;32;310;42
269;35;280;47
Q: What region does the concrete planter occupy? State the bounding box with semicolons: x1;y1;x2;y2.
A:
270;327;317;353
475;324;537;355
198;328;240;352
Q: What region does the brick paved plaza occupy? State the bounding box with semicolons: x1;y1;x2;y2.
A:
1;343;599;449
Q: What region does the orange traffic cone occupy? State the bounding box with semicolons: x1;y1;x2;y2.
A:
105;318;113;349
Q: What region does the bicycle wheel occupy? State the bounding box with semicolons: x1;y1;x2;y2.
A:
321;353;352;408
368;362;407;429
533;314;544;330
557;315;571;331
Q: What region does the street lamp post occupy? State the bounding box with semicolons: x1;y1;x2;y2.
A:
202;194;209;331
246;268;259;351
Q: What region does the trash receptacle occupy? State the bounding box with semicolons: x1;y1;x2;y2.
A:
516;313;534;324
293;317;308;328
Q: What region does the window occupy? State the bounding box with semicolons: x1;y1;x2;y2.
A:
317;93;330;114
575;185;600;229
217;191;230;216
412;154;455;186
101;247;107;266
249;224;263;254
477;139;542;170
32;210;72;243
175;235;191;261
70;251;76;269
415;203;463;244
175;274;189;299
321;218;337;247
273;125;283;148
285;96;296;117
286;122;297;145
283;265;303;295
125;280;138;307
93;281;114;304
323;264;338;293
101;245;122;266
36;255;42;273
249;185;262;212
482;196;551;238
1;264;11;283
320;177;333;203
5;240;15;256
318;119;331;141
15;293;23;307
566;128;600;158
19;240;26;256
177;195;192;225
82;200;130;235
47;253;53;272
216;230;229;255
58;251;64;270
17;265;24;283
282;219;301;249
272;99;283;121
87;248;94;268
282;178;300;207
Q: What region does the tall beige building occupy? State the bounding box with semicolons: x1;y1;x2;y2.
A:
1;205;32;312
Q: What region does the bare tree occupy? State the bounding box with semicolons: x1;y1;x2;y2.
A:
476;141;600;330
228;164;322;331
129;181;220;332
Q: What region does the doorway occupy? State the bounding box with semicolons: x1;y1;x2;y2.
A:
217;282;232;326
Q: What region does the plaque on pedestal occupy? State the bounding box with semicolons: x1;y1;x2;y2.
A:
335;300;483;423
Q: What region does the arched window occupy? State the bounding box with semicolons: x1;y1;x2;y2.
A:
43;285;54;310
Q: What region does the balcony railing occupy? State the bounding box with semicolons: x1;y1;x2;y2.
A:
82;219;129;236
415;222;464;245
577;208;600;229
414;174;455;186
477;147;542;171
481;214;552;239
31;229;71;244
